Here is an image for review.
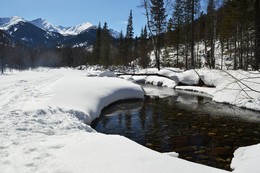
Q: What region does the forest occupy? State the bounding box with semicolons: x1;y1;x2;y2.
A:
0;0;260;71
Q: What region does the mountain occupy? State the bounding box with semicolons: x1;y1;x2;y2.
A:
0;16;118;48
7;21;65;47
0;16;25;30
29;18;94;36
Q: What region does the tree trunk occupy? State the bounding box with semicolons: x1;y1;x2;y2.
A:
191;0;195;68
255;0;260;70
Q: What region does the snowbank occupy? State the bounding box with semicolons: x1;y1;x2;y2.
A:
0;68;230;173
152;68;260;112
231;143;260;173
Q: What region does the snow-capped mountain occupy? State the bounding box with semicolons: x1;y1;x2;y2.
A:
0;16;118;48
29;18;62;34
29;18;94;36
0;16;25;30
60;22;94;36
1;16;94;36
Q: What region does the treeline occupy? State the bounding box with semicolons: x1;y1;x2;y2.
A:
137;0;260;70
90;11;150;69
0;39;91;70
1;0;260;72
90;0;260;71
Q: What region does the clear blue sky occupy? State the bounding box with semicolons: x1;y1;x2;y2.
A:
0;0;147;36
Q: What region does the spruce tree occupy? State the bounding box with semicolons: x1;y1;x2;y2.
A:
183;0;200;69
126;10;134;40
100;22;111;67
172;0;184;67
150;0;167;70
93;22;101;65
139;25;150;68
117;31;125;65
207;0;216;69
255;0;260;70
125;10;134;66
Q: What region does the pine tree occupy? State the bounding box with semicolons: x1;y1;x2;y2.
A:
139;25;150;68
207;0;216;69
125;10;134;66
117;31;126;65
165;18;174;47
92;22;101;65
172;0;184;68
255;0;260;70
183;0;200;69
126;10;134;40
150;0;167;70
100;22;111;67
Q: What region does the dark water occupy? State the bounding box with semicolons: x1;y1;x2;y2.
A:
91;86;260;171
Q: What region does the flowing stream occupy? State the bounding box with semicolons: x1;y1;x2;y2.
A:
91;85;260;171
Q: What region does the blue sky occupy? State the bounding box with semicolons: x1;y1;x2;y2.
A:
0;0;147;36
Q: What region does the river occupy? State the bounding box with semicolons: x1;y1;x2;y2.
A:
91;85;260;171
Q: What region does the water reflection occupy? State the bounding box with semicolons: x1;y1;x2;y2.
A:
92;86;260;170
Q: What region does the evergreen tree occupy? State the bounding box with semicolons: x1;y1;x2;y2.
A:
100;22;111;67
172;0;184;67
150;0;167;70
92;22;101;65
189;0;200;68
126;10;134;40
125;10;134;66
117;31;126;65
206;0;216;69
165;18;174;47
139;26;150;68
163;18;174;66
255;0;260;70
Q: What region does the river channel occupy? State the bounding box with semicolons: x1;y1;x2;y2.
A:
91;85;260;171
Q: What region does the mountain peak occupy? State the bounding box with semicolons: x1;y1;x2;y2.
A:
64;22;94;35
0;16;25;30
29;18;94;36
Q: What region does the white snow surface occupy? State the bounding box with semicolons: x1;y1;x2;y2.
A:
0;16;25;30
0;68;230;173
0;16;94;36
29;18;94;36
231;143;260;173
142;68;260;112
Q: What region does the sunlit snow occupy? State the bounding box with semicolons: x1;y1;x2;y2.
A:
0;68;259;173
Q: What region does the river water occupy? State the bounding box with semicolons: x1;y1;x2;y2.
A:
91;85;260;171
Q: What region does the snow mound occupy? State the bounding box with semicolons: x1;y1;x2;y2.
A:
0;68;230;173
231;143;260;173
98;70;117;77
177;70;200;85
146;76;177;88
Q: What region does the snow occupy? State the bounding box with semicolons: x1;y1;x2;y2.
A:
145;76;177;88
30;18;94;36
0;16;94;36
64;22;94;35
0;68;231;173
1;67;259;173
0;16;25;30
141;68;260;112
231;143;260;173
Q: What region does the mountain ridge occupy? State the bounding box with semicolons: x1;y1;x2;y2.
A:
0;16;94;36
29;18;94;36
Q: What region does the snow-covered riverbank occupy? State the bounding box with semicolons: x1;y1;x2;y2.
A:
0;68;259;173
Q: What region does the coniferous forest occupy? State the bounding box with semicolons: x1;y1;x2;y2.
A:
1;0;260;71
